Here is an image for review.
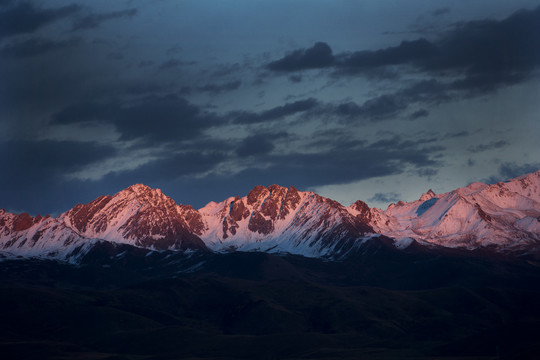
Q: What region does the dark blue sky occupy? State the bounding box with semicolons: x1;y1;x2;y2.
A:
1;0;540;215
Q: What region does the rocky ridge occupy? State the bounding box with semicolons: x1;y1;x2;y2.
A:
1;170;539;262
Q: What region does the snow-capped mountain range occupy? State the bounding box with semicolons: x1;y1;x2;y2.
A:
1;170;539;262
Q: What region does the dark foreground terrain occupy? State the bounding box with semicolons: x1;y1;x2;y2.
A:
2;243;540;360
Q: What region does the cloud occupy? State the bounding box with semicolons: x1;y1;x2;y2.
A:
236;134;275;157
435;8;540;70
0;0;15;7
138;60;154;68
107;52;123;60
355;94;407;120
198;80;242;95
484;161;540;184
267;6;540;93
319;79;447;122
288;75;302;83
416;167;438;179
0;2;81;38
467;140;508;153
267;39;437;73
0;139;116;187
222;134;443;191
398;79;449;103
0;140;223;214
129;133;444;209
446;131;469;138
499;162;540;180
231;145;439;189
268;42;334;71
212;63;242;77
432;8;451;17
106;151;227;185
124;82;164;95
426;6;540;92
369;192;402;203
236;132;288;158
0;37;80;58
323;96;406;122
52;94;221;142
409;109;429;120
158;59;184;70
339;38;438;72
231;98;319;124
71;8;137;31
367;135;441;152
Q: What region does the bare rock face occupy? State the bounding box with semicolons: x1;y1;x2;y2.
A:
279;186;301;219
179;204;206;236
248;211;274;235
12;213;35;232
419;189;436;202
350;200;372;224
68;196;113;234
197;184;377;257
261;185;287;220
3;169;539;262
61;184;208;251
247;185;270;208
230;197;250;222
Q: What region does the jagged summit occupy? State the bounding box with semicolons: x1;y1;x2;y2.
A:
370;170;540;249
1;170;540;262
419;189;436;201
128;183;152;192
198;183;374;256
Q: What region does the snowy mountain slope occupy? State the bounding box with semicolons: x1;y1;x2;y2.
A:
197;185;376;257
365;170;540;249
59;184;206;251
0;184;207;262
0;210;98;262
1;170;539;261
0;184;377;260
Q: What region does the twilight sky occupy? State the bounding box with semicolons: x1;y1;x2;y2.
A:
1;0;540;215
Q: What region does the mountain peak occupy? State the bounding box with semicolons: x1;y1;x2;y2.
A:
419;189;436;201
2;170;540;262
127;183;153;194
117;184;171;206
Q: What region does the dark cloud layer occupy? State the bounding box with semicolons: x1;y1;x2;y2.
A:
198;80;242;95
108;152;226;186
0;139;116;191
0;37;80;58
1;1;538;214
1;139;115;172
236;135;274;157
268;6;540;94
0;2;81;38
484;162;540;184
432;8;451;17
231;98;319;124
319;79;447;122
369;192;402;203
71;8;137;31
227;143;439;190
498;162;540;180
409;109;429;120
468;140;508;153
268;42;333;71
222;134;443;192
236;132;288;157
339;38;437;72
52;95;220;142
